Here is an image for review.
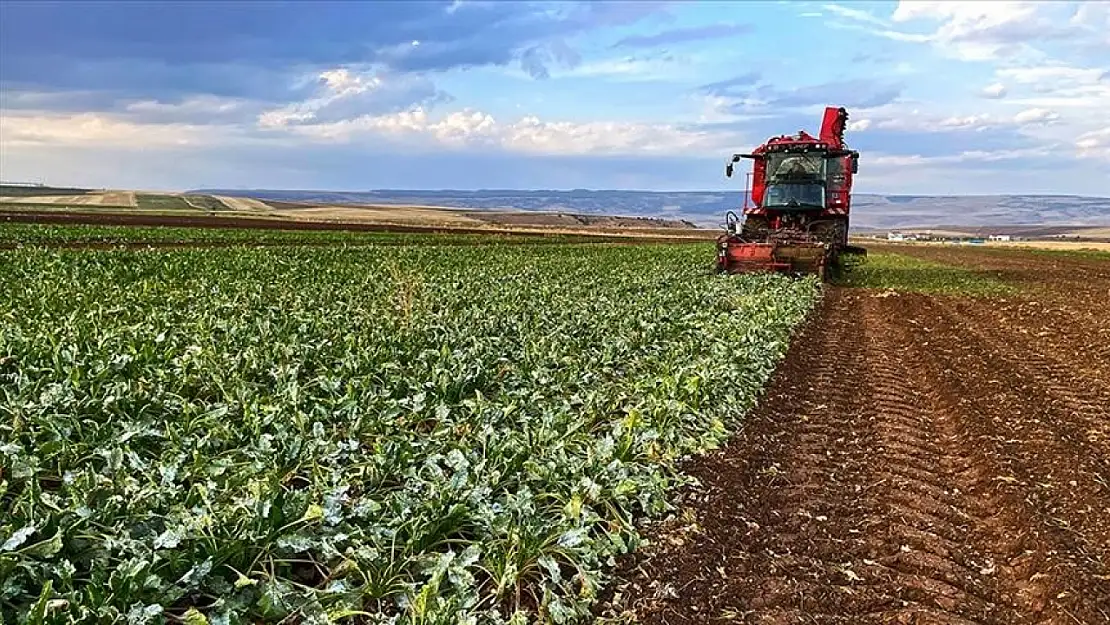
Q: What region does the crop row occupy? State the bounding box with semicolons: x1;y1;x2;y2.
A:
0;243;819;623
0;223;613;247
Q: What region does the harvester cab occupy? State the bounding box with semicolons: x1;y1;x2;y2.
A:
717;106;863;280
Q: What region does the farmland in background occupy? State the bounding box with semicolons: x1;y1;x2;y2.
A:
0;186;95;197
134;194;196;211
1;186;713;240
181;195;231;211
0;239;819;622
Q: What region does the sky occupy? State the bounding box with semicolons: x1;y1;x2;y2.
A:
1;0;1108;195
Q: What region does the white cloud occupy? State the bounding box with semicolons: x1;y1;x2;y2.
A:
847;118;872;131
891;1;1038;25
124;95;246;116
1076;127;1110;150
998;64;1106;86
1075;127;1110;161
877;1;1078;61
697;95;735;123
980;82;1007;98
822;3;889;27
1069;2;1110;46
0;112;223;148
558;56;677;81
1013;107;1059;124
259;68;383;128
867;145;1056;167
936;114;998;129
868;111;1009;133
268;106;739;156
318;68;382;96
995;63;1110;112
491;52;698;83
258;67;447;129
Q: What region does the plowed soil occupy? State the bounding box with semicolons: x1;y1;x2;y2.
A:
608;247;1110;624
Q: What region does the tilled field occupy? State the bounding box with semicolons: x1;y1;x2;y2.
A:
609;247;1110;624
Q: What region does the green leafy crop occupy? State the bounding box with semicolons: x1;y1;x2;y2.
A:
0;223;611;247
834;251;1016;296
0;243;818;624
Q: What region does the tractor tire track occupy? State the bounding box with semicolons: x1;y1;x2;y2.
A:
943;298;1110;457
607;286;1110;624
905;298;1110;596
849;293;1046;624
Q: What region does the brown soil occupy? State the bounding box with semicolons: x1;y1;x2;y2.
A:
606;248;1110;624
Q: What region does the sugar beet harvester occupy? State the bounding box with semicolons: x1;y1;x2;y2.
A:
716;106;865;280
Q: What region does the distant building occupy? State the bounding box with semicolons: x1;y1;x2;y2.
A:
988;234;1012;241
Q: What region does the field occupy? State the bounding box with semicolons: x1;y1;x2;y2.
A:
181;196;232;212
133;194;198;211
0;223;636;248
3;227;1108;624
610;243;1110;623
0;233;818;623
1;187;711;239
0;212;716;243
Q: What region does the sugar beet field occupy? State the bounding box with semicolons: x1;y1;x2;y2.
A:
1;236;818;623
4;227;1110;625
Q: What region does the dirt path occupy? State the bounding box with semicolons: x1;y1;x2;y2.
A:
607;251;1110;624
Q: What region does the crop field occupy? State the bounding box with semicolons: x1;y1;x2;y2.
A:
134;195;196;211
0;186;95;198
181;196;232;212
213;197;274;212
0;223;668;248
4;230;1108;624
0;216;713;245
614;243;1110;624
0;240;819;623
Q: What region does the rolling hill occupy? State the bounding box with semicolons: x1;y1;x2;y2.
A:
193;188;1110;230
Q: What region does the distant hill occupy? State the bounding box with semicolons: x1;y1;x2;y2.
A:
192;189;1110;230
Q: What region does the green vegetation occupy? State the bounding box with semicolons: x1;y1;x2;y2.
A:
1010;247;1110;262
0;223;637;247
134;194;195;210
1;206;126;216
0;186;92;197
182;196;232;211
0;242;819;623
835;251;1016;296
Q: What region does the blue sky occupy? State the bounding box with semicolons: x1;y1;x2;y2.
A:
1;0;1108;195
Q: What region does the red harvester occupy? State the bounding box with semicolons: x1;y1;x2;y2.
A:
716;105;865;280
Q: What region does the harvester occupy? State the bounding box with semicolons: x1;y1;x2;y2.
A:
716;106;863;280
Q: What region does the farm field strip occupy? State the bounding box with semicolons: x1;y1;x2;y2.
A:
134;194;196;211
0;212;718;243
0;223;686;248
0;242;820;623
180;196;231;212
213;196;273;212
0;194;136;208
